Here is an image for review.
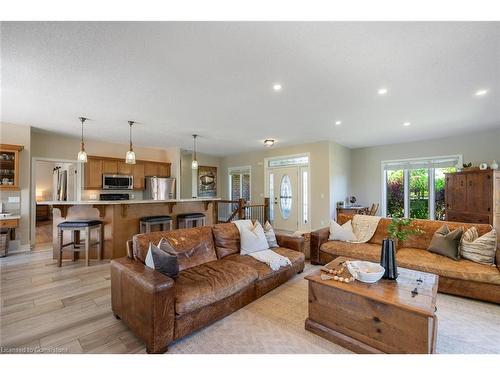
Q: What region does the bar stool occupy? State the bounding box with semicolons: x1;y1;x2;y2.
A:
140;215;173;233
57;220;103;267
177;213;206;229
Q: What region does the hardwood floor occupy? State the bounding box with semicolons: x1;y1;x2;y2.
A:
0;248;146;353
35;220;53;247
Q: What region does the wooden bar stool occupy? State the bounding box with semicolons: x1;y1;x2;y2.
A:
140;215;173;233
57;220;103;267
177;213;206;229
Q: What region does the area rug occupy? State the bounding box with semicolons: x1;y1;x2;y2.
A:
168;264;500;354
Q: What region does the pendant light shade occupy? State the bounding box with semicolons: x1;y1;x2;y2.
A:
125;121;136;165
191;134;199;170
77;117;88;163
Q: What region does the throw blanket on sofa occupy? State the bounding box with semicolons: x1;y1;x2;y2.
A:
246;249;292;271
349;214;382;243
233;220;291;271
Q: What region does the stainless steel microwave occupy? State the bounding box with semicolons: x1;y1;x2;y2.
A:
102;174;134;190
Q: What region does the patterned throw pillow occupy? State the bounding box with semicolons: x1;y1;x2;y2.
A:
262;221;279;248
460;227;497;265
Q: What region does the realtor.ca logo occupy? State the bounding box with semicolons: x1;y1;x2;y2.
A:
0;346;69;354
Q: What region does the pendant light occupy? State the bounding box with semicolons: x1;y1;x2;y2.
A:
125;121;136;165
77;117;88;163
191;134;199;170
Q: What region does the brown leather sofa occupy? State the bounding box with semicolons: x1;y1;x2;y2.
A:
111;223;305;353
311;214;500;304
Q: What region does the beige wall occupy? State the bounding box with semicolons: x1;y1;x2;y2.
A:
351;128;500;208
0;122;31;247
220;141;351;230
330;143;352;218
34;160;55;201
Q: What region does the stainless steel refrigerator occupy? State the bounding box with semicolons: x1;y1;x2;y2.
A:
144;177;176;200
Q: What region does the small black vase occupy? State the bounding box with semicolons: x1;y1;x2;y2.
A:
380;239;398;280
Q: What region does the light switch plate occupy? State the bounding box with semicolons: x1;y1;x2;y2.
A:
8;196;20;203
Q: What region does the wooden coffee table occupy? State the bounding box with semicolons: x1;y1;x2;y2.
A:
305;257;439;354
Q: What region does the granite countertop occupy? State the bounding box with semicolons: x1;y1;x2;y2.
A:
0;214;21;220
36;198;221;205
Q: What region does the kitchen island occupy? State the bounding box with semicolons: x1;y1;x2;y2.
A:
37;198;220;260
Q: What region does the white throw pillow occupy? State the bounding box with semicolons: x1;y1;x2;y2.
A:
234;220;270;254
328;220;358;242
262;220;279;248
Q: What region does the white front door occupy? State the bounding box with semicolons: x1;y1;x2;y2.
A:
272;167;299;231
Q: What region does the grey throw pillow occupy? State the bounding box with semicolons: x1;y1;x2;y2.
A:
145;241;179;279
427;225;463;260
262;220;279;248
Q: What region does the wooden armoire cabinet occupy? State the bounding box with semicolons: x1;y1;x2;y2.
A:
445;169;499;228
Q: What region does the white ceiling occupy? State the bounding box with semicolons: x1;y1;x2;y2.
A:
1;22;499;155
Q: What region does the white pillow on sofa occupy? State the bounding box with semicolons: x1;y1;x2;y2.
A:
233;220;269;254
328;220;358;242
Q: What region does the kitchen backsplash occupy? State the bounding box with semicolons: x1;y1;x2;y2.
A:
0;190;21;214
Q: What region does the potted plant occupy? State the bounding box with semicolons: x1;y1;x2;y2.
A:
380;218;421;280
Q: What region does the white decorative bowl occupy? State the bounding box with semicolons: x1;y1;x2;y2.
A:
347;260;385;283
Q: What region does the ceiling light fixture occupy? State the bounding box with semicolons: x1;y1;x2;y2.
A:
191;134;199;170
125;121;136;165
335;121;342;126
475;89;489;97
77;117;88;163
273;83;282;91
264;139;275;147
378;88;388;95
403;122;411;127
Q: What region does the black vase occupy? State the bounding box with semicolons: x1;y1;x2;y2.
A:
380;239;398;280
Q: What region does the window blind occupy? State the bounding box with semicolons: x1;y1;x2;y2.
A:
383;156;461;171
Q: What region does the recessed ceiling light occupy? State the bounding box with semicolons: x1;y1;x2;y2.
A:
264;139;275;147
335;121;342;126
475;89;489;96
273;83;282;91
403;122;411;127
378;88;388;95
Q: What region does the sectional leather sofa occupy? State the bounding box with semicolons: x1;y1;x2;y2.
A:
110;223;305;353
311;214;500;304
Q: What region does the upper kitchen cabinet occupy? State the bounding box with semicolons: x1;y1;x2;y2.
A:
0;144;24;191
84;157;103;189
102;160;118;174
83;156;170;190
144;161;171;177
117;162;132;175
132;163;145;190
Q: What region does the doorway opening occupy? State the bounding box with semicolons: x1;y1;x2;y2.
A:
265;154;310;232
31;158;81;249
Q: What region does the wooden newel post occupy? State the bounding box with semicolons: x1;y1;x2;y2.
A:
213;201;219;224
264;197;270;223
238;198;245;219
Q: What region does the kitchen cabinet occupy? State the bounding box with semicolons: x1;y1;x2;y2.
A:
0;144;24;191
157;163;170;177
118;162;132;175
132;163;145;190
102;160;118;174
144;161;171;177
84;157;103;189
83;156;170;191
